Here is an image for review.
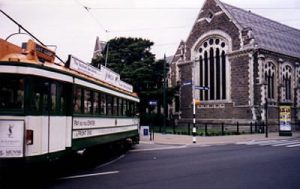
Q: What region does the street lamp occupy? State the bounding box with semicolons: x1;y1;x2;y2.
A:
262;80;268;138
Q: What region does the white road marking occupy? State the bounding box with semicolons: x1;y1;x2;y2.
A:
258;140;288;146
59;171;119;180
96;154;125;169
272;141;300;147
236;139;300;148
131;145;187;152
287;143;300;148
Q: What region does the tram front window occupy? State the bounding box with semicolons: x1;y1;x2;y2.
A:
0;77;24;111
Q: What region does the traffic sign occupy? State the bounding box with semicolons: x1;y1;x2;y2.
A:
195;99;201;105
182;80;193;86
194;86;209;90
149;100;158;106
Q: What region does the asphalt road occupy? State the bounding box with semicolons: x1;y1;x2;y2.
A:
3;142;300;189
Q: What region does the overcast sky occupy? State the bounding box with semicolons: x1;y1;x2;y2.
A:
1;0;300;63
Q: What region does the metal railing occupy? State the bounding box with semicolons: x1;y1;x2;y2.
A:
151;121;299;136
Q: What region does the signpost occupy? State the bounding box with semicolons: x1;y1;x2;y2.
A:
192;86;209;143
182;81;209;143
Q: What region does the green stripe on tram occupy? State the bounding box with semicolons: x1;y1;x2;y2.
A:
72;130;138;150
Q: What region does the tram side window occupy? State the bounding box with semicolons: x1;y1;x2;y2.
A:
107;95;112;116
135;102;139;116
74;87;82;113
128;101;133;117
100;93;106;115
0;77;24;111
123;99;127;116
84;89;92;114
93;92;99;114
31;81;42;112
50;83;57;112
126;101;131;116
57;83;65;113
119;98;123;116
113;97;118;116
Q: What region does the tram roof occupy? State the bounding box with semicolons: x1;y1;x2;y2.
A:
0;38;139;99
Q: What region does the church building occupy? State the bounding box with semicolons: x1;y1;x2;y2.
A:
169;0;300;130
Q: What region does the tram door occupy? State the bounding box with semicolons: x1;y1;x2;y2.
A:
42;81;69;153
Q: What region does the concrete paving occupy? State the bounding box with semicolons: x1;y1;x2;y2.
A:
139;131;300;146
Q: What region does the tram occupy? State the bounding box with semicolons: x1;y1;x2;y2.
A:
0;38;140;165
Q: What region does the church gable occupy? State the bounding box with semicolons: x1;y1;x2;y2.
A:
221;2;300;59
185;0;241;60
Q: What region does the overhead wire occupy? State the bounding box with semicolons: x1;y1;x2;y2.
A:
72;1;300;51
86;7;300;10
74;0;109;39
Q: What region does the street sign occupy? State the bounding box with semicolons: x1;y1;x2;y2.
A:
194;86;209;90
195;99;201;105
149;100;158;106
182;80;192;86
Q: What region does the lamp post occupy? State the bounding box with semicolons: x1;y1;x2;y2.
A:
163;54;167;134
262;80;268;138
104;42;109;67
265;96;268;138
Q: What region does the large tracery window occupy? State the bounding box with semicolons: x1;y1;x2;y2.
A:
198;37;227;101
282;65;292;101
264;62;275;99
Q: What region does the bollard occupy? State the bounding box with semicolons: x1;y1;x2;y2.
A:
192;126;196;143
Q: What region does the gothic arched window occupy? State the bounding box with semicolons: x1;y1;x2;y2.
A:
264;62;276;99
198;37;227;101
283;65;292;101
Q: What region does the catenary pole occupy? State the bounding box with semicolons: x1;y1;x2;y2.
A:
163;54;167;134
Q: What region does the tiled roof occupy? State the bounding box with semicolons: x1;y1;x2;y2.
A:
220;1;300;59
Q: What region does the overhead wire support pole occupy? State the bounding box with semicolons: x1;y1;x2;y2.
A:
163;54;167;134
0;9;65;64
105;42;109;67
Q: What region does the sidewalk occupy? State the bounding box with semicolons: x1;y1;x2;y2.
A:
140;131;300;146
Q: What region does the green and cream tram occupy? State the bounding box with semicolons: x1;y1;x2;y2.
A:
0;39;139;164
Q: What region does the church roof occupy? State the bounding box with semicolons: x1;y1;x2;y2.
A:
220;1;300;59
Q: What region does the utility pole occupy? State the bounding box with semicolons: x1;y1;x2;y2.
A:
265;96;268;138
262;81;268;138
163;54;167;134
105;42;109;67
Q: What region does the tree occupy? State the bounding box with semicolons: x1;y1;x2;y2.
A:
92;37;176;123
92;37;155;93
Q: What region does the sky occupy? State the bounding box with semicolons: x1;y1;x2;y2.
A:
1;0;300;63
